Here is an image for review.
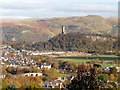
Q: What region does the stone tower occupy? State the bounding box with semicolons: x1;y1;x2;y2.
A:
62;26;65;34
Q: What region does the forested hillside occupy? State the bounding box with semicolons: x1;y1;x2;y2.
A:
12;32;118;54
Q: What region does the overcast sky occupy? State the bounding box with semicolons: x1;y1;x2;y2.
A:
0;0;119;19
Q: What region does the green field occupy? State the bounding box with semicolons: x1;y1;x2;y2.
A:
54;55;120;67
58;74;71;77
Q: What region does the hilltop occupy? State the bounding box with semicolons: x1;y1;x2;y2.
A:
1;15;118;43
12;32;118;55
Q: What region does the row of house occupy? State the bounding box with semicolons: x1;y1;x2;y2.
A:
41;76;74;89
30;51;65;55
0;46;53;69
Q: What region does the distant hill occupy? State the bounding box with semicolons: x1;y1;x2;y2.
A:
1;19;55;43
1;15;118;43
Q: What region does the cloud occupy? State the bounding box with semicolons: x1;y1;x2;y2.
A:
0;0;118;18
1;16;32;19
0;0;119;2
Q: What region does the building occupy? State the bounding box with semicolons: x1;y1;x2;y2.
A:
62;26;65;34
0;75;6;78
41;64;51;69
22;73;42;77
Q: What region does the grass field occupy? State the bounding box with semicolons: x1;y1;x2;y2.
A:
58;74;71;77
54;55;120;67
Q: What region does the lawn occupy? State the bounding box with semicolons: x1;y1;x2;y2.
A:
56;55;119;60
54;55;120;67
58;74;71;77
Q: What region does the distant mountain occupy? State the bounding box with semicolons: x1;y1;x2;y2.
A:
1;15;118;43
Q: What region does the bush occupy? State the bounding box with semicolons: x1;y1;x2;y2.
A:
6;84;16;90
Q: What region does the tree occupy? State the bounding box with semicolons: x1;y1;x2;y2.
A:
19;76;42;89
64;64;115;90
51;62;59;69
78;64;89;73
98;74;108;82
64;63;100;90
6;67;17;75
65;71;100;90
110;67;117;75
2;79;8;89
29;66;40;73
6;84;16;90
109;74;115;82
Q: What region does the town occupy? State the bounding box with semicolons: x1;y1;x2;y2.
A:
0;44;120;89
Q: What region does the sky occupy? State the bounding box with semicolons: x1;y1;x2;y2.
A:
0;0;119;19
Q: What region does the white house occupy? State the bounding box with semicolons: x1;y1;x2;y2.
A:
41;64;51;69
116;67;120;72
0;75;6;78
22;73;42;77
